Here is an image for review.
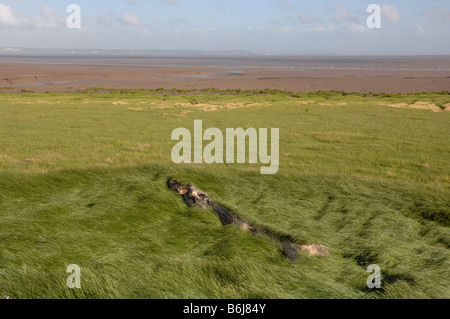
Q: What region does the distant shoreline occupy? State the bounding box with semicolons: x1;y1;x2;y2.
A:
1;54;450;69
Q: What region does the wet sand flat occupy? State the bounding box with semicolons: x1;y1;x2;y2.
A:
1;55;449;93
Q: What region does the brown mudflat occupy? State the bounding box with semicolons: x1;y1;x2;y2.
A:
1;55;449;93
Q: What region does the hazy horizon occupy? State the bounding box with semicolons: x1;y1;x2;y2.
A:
1;47;450;57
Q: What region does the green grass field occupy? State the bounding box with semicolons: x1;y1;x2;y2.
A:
0;89;449;299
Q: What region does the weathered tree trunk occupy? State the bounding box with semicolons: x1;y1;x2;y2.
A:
168;179;331;260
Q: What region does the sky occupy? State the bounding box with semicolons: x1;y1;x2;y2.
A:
0;0;449;54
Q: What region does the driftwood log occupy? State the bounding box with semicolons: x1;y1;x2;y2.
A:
168;179;331;260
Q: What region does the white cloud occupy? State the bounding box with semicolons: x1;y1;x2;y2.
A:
167;18;189;26
96;11;142;27
96;17;113;26
298;12;323;24
40;4;53;18
120;13;141;26
0;3;64;29
331;5;358;23
32;17;56;29
32;4;61;29
312;26;336;33
246;25;336;34
381;4;400;23
426;8;450;23
0;3;20;27
278;26;293;33
415;25;425;35
414;24;439;37
348;23;367;33
276;0;294;11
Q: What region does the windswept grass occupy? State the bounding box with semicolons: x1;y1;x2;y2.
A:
0;91;449;299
